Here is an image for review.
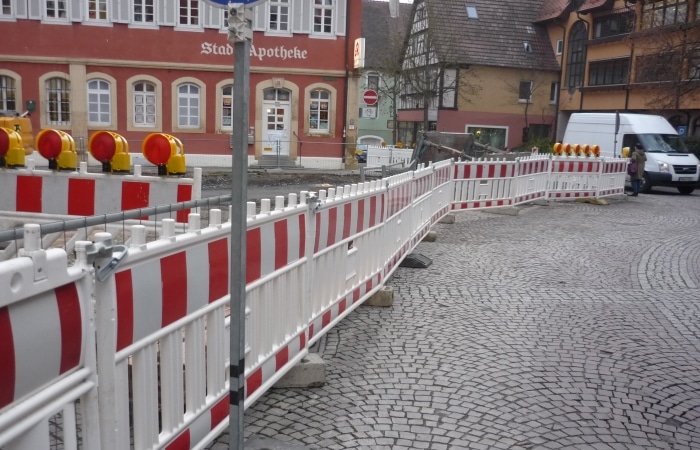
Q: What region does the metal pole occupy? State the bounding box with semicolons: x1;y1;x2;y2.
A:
229;5;251;449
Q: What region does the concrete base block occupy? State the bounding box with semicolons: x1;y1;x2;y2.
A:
364;286;394;307
531;199;549;206
274;353;326;388
577;198;609;205
438;214;456;224
422;230;437;242
482;207;519;216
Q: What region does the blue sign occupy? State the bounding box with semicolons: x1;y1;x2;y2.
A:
678;125;687;136
202;0;266;7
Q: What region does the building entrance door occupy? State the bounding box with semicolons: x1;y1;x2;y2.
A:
261;88;291;156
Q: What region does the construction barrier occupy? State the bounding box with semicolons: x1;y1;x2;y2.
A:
0;155;627;449
365;145;414;168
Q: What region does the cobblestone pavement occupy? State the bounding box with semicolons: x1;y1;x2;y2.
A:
211;189;700;450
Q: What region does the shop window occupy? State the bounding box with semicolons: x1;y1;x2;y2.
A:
466;125;507;149
588;58;629;86
642;0;687;29
0;76;16;112
87;0;108;21
221;84;233;130
309;89;330;132
179;0;199;26
1;0;12;17
87;79;111;126
518;81;533;103
133;0;155;24
313;0;333;35
566;21;588;88
268;0;290;32
45;0;68;19
133;81;157;127
177;83;200;128
46;77;71;126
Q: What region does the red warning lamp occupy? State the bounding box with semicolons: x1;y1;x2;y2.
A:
35;129;77;170
142;133;184;175
88;131;130;172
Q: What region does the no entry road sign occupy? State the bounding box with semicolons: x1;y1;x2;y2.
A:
363;89;378;106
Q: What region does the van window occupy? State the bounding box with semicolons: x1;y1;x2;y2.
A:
622;134;637;149
637;134;689;153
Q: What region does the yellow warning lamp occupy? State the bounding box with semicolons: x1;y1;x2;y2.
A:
591;145;601;157
573;144;582;156
553;142;563;156
142;133;186;176
0;116;34;156
88;131;131;173
0;127;26;167
35;129;77;170
621;147;630;158
582;144;591;157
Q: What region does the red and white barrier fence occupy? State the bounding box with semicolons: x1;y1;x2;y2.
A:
0;155;627;449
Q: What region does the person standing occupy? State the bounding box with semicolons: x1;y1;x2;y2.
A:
629;143;647;196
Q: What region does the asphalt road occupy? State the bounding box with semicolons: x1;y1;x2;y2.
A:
209;186;700;450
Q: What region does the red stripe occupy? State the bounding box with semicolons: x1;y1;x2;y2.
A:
299;331;306;350
308;323;314;340
176;184;193;223
338;298;346;315
322;310;331;328
208;239;229;303
500;164;507;178
298;214;305;258
246;368;262;396
313;214;321;253
67;178;95;216
115;270;134;351
327;207;337;246
380;194;385;223
465;165;471;179
357;199;365;234
365;279;373;293
121;181;150;212
247;228;262;283
161;252;188;327
211;394;229;428
353;288;361;303
488;164;495;178
274;219;288;269
476;165;483;179
166;430;190;450
275;346;289;370
0;307;15;409
343;203;352;239
55;283;83;374
16;175;42;212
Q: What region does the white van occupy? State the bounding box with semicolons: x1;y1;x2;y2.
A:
562;113;700;194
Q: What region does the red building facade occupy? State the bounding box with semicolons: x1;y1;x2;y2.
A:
0;0;362;169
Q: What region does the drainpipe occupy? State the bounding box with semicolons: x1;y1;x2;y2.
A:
552;18;567;140
341;2;351;162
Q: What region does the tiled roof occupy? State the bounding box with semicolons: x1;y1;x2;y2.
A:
536;0;569;22
426;0;560;72
362;0;413;70
580;0;613;13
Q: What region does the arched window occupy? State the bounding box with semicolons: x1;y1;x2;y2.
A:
0;76;16;111
133;81;157;127
221;84;233;130
46;77;71;125
177;83;200;128
309;89;330;132
566;21;588;88
87;79;111;126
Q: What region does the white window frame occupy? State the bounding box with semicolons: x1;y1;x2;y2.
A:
466;5;478;19
0;0;13;19
42;74;71;128
217;80;234;132
132;0;155;26
366;72;379;91
130;80;159;129
556;39;563;55
177;0;202;30
127;75;162;132
305;83;336;136
85;0;108;22
549;81;559;104
172;78;206;133
312;0;334;36
0;74;17;112
267;0;291;34
87;78;112;127
518;80;533;103
44;0;69;21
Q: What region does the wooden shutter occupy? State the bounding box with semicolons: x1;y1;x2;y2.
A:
158;0;175;26
70;0;81;21
252;3;266;31
335;0;346;36
203;2;223;29
112;0;130;23
292;0;310;34
15;0;28;18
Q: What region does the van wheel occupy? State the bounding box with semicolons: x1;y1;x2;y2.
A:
678;186;695;195
640;173;652;193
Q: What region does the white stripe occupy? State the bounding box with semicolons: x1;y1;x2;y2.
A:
318;209;328;250
94;176;121;215
11;290;63;401
131;261;163;343
335;205;344;243
349;199;358;236
262;350;277;381
186;243;209;314
0;172;17;211
189;408;212;444
259;222;275;275
42;175;68;214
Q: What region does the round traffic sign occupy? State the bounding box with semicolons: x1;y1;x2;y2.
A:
363;89;378;106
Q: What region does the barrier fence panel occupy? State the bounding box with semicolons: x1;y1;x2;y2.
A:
598;158;628;198
308;182;387;345
0;163;200;223
547;157;603;200
366;146;414;168
513;155;551;205
384;171;418;279
451;159;517;211
429;159;454;226
0;226;99;450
